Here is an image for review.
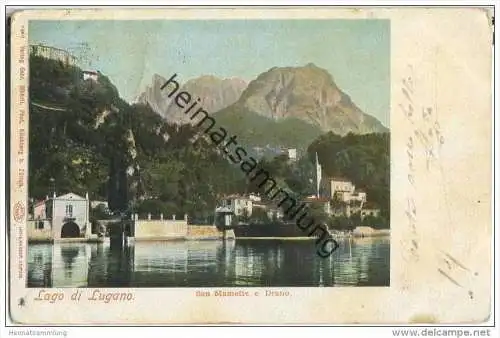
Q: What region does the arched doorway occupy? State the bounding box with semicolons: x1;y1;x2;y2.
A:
61;222;80;238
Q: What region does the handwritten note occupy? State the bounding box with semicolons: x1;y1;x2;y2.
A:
401;62;448;261
436;250;478;300
401;61;478;300
414;106;445;171
401;64;419;262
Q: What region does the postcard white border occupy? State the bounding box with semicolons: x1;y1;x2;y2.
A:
7;6;494;324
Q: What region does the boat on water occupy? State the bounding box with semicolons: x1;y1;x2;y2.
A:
232;221;311;239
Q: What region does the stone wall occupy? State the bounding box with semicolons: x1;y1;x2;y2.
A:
352;226;390;237
27;220;53;241
187;225;222;240
27;228;53;241
134;220;188;240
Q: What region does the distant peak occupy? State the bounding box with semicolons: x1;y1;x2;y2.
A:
188;75;247;86
305;62;318;68
152;73;166;82
197;74;219;81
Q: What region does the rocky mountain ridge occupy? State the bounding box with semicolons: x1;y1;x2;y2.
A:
137;64;388;138
224;63;388;135
136;74;247;124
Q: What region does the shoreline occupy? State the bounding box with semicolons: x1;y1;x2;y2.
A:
28;237;106;244
27;233;390;244
28;223;390;244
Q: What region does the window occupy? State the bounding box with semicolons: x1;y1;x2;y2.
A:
65;204;73;218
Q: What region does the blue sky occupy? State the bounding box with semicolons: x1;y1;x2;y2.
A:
29;19;390;126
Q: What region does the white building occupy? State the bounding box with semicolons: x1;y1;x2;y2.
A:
248;194;261;202
33;198;47;220
330;178;366;204
83;70;99;82
214;206;234;227
330;177;355;196
266;208;284;221
334;190;367;205
361;207;381;219
329;177;368;217
249;201;284;221
45;192;91;239
90;200;109;209
218;195;253;217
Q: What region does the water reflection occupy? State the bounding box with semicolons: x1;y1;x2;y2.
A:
27;238;389;287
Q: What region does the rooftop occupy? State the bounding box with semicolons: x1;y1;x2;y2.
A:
302;196;331;203
51;192;87;200
329;176;352;183
33;200;46;207
83;70;99;75
220;194;253;200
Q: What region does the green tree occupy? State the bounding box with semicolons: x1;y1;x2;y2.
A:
306;201;330;225
308;131;390;227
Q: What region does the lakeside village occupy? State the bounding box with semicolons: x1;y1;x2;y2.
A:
26;43;389;244
27;151;389;244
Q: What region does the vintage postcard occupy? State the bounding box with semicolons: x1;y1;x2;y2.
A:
8;7;493;324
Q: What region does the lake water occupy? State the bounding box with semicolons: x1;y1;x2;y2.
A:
27;238;390;287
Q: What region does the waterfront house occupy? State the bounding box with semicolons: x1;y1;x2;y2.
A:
329;177;367;217
29;192;91;240
360;202;381;219
218;194;254;217
330;177;355;197
29;197;52;236
267;207;284;221
214;206;234;228
33;198;48;220
301;196;332;216
250;201;284;221
47;192;91;239
330;177;366;203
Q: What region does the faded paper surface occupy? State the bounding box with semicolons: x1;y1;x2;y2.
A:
9;7;492;324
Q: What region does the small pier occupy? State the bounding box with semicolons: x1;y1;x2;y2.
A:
213;207;237;240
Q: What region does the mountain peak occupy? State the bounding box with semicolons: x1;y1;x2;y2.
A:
137;66;388;136
152;73;165;82
136;74;247;122
229;65;387;135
